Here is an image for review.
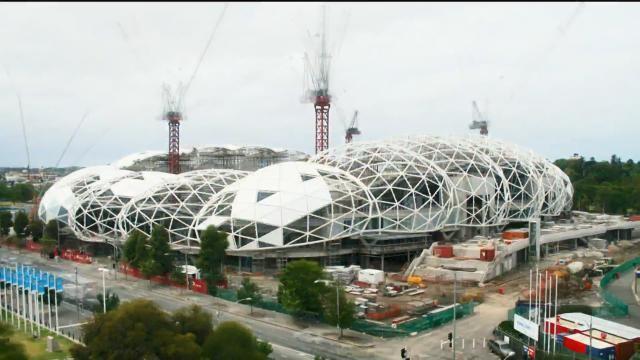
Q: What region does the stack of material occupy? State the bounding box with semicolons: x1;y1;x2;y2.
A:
324;265;361;284
358;269;385;285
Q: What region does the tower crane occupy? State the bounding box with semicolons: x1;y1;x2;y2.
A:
469;100;488;136
345;110;360;143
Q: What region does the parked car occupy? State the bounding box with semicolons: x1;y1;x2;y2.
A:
488;339;515;359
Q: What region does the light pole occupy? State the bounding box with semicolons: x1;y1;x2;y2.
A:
315;279;341;338
98;268;109;314
452;271;458;360
237;297;253;315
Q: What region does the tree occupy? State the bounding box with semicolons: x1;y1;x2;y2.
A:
94;290;120;313
28;219;44;241
202;321;268;360
44;220;58;241
321;285;356;338
0;322;27;360
277;260;327;316
196;226;228;296
237;276;262;308
256;340;273;358
0;211;13;236
123;230;146;267
78;299;201;360
172;304;213;346
147;225;174;275
13;211;29;238
11;183;34;202
133;232;150;268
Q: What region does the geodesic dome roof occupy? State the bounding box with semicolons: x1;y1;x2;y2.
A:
393;136;511;227
459;137;545;221
38;166;134;225
69;171;175;242
311;141;456;233
119;169;250;250
193;162;374;250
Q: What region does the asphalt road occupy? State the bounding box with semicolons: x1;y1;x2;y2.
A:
0;247;378;360
606;267;640;327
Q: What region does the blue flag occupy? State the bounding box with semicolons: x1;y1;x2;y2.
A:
31;276;37;292
55;277;63;293
48;274;54;288
38;280;45;295
24;275;30;290
18;273;24;288
11;270;17;285
4;269;9;285
0;267;4;282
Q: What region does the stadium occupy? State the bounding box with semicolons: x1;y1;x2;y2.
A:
38;136;574;271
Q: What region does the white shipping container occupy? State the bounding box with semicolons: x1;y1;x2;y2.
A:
357;269;385;284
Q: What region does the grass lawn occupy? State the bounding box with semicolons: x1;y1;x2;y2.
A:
1;311;74;360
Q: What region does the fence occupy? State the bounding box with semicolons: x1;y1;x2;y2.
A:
599;256;640;317
212;286;476;338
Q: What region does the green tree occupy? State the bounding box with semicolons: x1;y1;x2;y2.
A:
202;321;268;360
78;299;201;360
277;260;327;316
256;340;273;358
321;285;356;338
196;226;228;296
28;218;44;241
172;304;213;346
0;322;27;360
11;183;35;202
147;225;173;275
0;211;13;236
133;233;150;268
13;211;29;238
237;276;262;308
94;290;120;313
44;220;58;241
123;230;146;267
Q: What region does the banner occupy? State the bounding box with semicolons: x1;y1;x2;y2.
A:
514;313;539;341
48;274;54;289
11;270;17;285
0;267;5;283
38;280;45;295
55;277;63;293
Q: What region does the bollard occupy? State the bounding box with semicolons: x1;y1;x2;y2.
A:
473;338;476;349
483;337;486;348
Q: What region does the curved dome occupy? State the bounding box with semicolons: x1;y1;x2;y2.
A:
38;166;133;225
311;141;456;233
119;169;250;250
460;137;544;221
394;136;511;227
193;162;374;250
70;171;175;242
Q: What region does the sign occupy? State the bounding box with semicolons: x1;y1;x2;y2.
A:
514;313;539;341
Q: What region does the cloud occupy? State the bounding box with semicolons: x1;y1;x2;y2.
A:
1;2;639;167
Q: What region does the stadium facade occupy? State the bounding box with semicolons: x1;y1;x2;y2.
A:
39;136;573;267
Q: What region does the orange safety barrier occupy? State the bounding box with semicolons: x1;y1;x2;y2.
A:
366;305;401;321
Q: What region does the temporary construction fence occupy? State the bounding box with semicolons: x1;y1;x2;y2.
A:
352;302;476;338
599;256;640;317
213;287;476;338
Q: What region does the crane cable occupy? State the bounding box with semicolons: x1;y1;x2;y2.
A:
55;112;89;167
180;2;229;108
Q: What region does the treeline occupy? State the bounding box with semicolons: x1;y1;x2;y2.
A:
554;155;640;215
0;182;35;202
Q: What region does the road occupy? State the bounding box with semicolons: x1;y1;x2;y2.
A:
606;267;640;327
0;247;379;360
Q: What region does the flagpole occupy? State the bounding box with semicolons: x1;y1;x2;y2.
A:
554;273;558;355
9;272;14;326
47;280;52;330
1;269;5;322
22;268;28;333
54;276;59;333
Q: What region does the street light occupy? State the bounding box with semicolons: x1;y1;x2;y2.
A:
97;268;109;314
314;279;341;338
236;297;253;315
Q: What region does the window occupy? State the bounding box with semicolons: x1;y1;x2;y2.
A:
257;191;276;202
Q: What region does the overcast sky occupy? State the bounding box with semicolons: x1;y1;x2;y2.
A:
1;2;639;168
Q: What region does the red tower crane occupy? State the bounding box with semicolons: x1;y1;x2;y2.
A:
162;84;184;174
303;5;332;154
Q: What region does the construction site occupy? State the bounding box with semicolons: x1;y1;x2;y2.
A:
3;3;640;359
